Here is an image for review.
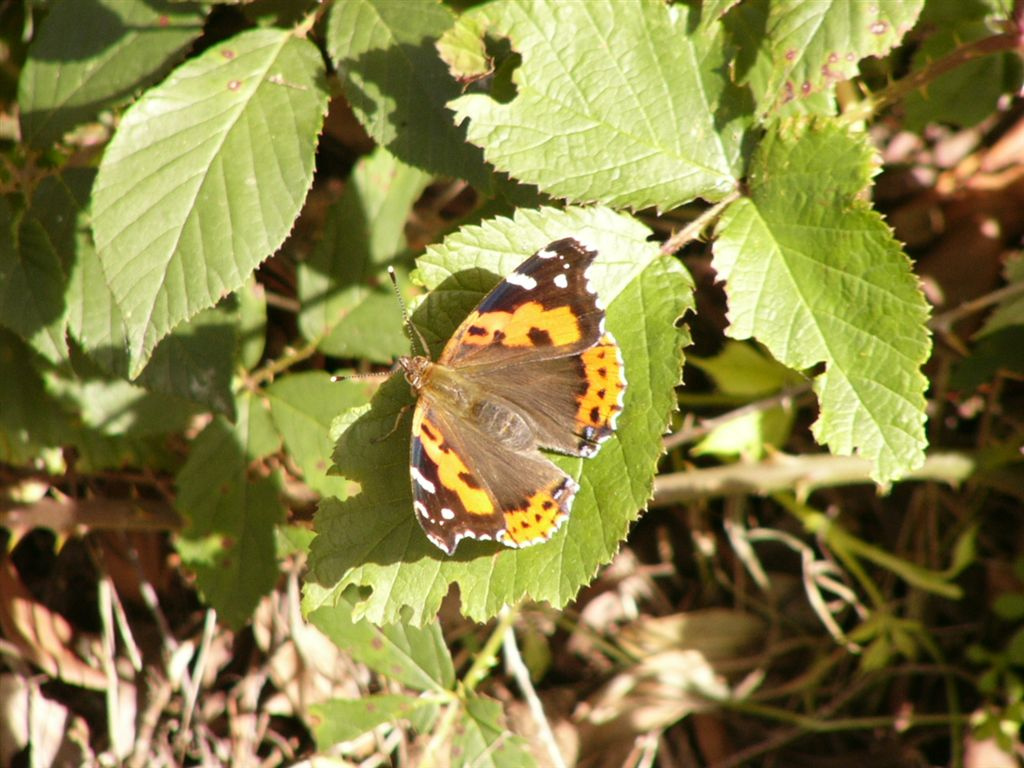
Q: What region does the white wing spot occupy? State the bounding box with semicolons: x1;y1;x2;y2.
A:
440;507;456;521
505;271;537;290
553;273;569;289
537;247;557;259
410;466;436;494
427;533;451;553
414;500;431;520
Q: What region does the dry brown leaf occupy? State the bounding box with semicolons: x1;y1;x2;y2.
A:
616;608;766;662
0;558;107;690
575;609;766;764
0;672;86;766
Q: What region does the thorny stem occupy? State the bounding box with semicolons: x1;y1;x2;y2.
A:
247;337;323;388
929;279;1024;335
843;29;1024;124
652;451;979;506
664;383;813;450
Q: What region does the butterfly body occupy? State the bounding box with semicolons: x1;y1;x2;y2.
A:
401;238;626;555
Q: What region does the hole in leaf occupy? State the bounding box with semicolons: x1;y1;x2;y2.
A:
467;34;521;104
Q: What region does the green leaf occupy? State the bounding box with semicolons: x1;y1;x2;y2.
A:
688;340;804;398
0;330;66;466
305;584;455;692
325;0;490;189
266;372;373;498
701;0;741;28
297;148;431;362
137;304;237;417
730;0;923;114
235;278;267;371
308;206;693;624
454;695;535;768
441;0;745;210
66;160;249;401
43;371;197;439
19;0;205;148
175;393;285;628
950;326;1024;391
903;4;1022;130
977;255;1024;338
91;28;328;377
713;117;931;483
692;408;794;461
59;168;134;375
312;694;432;748
0;193;70;363
275;524;315;558
685;343;800;461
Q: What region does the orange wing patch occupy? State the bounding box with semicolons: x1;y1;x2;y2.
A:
575;333;626;452
455;303;584;349
499;481;575;547
413;410;494;517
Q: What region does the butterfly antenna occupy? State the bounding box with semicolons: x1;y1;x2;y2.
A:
330;267;429;384
388;266;431;357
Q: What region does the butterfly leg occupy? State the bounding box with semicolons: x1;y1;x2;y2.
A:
373;403;412;444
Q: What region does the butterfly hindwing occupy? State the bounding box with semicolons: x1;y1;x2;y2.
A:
410;400;576;554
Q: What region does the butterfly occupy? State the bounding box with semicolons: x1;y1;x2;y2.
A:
397;238;626;554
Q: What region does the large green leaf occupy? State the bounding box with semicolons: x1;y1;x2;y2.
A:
455;695;535;768
325;0;490;189
312;695;433;748
441;0;746;210
91;28;328;377
728;0;924;115
308;206;692;624
136;304;237;417
305;586;454;692
713;118;930;483
266;373;373;498
19;0;205;148
175;393;285;628
297;148;430;362
0;196;68;364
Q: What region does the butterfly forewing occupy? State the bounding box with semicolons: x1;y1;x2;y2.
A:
439;238;607;368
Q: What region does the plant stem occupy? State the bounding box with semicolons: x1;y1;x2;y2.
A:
661;189;742;255
652;451;979;506
463;605;519;693
843;31;1023;124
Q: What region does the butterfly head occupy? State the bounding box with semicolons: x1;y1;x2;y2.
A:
397;354;431;392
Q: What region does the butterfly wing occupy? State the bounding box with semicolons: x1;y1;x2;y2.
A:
457;333;626;457
405;237;624;554
439;238;607;368
409;397;577;555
